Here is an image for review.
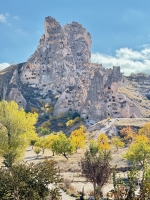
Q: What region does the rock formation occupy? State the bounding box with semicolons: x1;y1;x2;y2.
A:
0;16;142;122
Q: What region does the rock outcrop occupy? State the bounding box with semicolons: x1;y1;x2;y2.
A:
0;16;142;122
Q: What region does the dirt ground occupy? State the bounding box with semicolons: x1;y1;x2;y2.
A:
24;145;129;198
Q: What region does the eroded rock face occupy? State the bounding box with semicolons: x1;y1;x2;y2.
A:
1;16;142;121
8;88;27;109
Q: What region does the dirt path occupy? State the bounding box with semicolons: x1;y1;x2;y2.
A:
60;189;76;200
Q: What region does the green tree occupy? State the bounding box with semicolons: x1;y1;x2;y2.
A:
44;134;58;156
37;126;50;136
51;132;74;159
89;140;99;157
112;137;124;151
34;147;41;158
34;137;47;154
0;100;38;167
124;135;150;166
0;159;61;200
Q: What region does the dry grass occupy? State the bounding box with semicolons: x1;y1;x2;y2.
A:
120;79;150;117
114;118;150;127
118;86;140;101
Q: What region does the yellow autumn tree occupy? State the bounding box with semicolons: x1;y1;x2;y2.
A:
124;134;150;166
70;126;86;152
34;137;47;154
44;134;58;156
138;122;150;137
112;137;124;151
97;133;111;151
0;100;38;167
66;117;80;127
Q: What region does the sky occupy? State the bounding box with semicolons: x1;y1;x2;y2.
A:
1;0;150;75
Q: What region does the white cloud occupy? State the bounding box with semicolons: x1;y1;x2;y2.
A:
91;47;150;75
15;28;26;35
0;14;7;23
0;63;10;71
13;15;19;20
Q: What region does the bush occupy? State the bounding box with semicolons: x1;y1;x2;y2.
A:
58;123;63;127
66;117;81;127
0;159;61;200
42;120;51;128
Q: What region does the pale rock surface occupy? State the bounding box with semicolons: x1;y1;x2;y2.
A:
0;17;142;121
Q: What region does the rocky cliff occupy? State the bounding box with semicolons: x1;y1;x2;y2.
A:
0;16;143;122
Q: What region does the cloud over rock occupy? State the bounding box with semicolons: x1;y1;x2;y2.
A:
91;47;150;75
0;63;10;71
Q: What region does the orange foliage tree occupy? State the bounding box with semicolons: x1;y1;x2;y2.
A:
120;126;136;143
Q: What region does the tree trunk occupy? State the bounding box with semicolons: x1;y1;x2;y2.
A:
93;183;96;199
63;153;68;160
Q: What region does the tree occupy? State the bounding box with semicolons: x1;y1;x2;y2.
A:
112;164;150;199
138;122;150;137
66;119;75;127
124;135;150;166
34;137;47;154
30;139;37;150
97;133;111;151
42;120;51;128
37;126;50;136
51;132;74;159
112;137;124;151
120;126;136;143
34;147;41;158
81;150;112;199
44;134;58;156
89;140;99;157
66;116;80;127
70;126;86;152
57;123;63;127
0;100;38;167
0;159;61;200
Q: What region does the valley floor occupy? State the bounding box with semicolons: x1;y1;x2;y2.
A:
24;146;129;198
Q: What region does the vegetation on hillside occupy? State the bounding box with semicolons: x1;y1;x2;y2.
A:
1;100;150;199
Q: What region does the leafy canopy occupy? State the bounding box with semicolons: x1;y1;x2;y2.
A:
0;100;38;167
51;132;74;159
112;137;124;151
138;122;150;137
70;125;86;152
120;126;136;143
124;134;150;166
97;133;111;151
0;159;61;200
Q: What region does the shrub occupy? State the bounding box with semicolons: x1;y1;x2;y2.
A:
58;123;63;127
0;159;61;200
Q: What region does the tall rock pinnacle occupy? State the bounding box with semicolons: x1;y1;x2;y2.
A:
0;16;141;122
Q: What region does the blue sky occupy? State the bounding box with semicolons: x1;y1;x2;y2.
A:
1;0;150;74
